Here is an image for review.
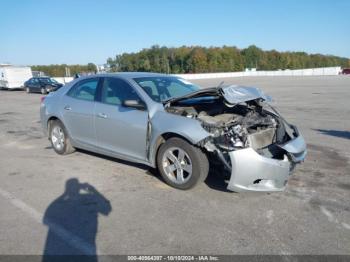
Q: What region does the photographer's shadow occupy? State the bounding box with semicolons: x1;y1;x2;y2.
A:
42;178;112;262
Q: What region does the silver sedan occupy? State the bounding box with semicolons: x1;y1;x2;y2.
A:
40;72;306;192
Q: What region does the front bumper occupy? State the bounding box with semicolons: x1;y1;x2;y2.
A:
227;134;307;192
46;87;56;92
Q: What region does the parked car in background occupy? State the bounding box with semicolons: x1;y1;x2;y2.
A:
0;65;32;90
40;73;306;192
341;68;350;75
25;77;63;94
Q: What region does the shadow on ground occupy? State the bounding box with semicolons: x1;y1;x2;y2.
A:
314;129;350;140
42;178;112;262
205;166;233;193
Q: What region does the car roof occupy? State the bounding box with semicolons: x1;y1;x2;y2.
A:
79;72;173;81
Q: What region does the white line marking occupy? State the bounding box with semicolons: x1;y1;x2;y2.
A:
320;206;335;223
2;141;34;149
0;187;98;255
266;210;274;225
341;222;350;230
320;206;350;230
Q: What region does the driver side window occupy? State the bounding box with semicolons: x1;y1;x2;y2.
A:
101;78;141;106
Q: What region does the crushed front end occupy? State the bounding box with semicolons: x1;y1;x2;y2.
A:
225;127;306;192
165;85;307;192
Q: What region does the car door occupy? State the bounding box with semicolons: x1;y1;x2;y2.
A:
25;79;33;90
94;77;148;161
32;78;41;92
61;78;100;149
27;78;36;91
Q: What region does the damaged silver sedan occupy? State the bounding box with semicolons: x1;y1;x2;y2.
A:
40;73;306;192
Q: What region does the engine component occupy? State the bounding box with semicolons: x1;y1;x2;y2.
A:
197;112;236;127
166;106;197;118
247;128;276;149
166;102;281;152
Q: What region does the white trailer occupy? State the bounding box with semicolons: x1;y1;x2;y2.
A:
0;66;32;89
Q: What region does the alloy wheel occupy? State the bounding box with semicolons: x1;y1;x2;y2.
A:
51;126;65;151
162;147;193;184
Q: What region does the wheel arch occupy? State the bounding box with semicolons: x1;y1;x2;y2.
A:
47;116;65;138
150;132;206;168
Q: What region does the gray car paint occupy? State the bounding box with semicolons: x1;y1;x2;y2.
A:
227;148;291;192
148;111;210;166
60;94;97;148
221;85;271;104
94;101;149;161
40;72;307;192
41;73;210;166
226;133;307;192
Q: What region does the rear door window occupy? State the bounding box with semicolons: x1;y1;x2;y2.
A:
67;78;99;101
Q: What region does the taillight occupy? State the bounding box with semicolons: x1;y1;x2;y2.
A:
40;96;46;103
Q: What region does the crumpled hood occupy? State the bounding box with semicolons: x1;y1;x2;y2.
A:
165;85;271;105
220;85;271;104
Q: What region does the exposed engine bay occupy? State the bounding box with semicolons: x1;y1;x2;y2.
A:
161;84;306;192
166;98;290;154
162;84;306;193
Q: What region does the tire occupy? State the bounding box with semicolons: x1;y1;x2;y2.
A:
41;87;47;94
156;137;209;190
26;87;30;93
49;120;75;155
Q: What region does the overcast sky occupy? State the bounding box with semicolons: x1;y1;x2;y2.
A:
1;0;349;65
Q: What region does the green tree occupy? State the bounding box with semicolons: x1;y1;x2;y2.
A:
102;45;349;74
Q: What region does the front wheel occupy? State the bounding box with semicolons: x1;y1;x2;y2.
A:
41;87;47;94
26;87;30;93
49;120;75;155
157;137;209;190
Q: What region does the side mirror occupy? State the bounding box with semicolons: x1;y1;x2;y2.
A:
122;99;146;110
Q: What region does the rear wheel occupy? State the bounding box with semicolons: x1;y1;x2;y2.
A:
49;120;75;155
157;137;209;190
41;87;47;94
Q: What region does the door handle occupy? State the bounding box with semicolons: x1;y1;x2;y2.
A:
97;113;107;119
64;105;71;111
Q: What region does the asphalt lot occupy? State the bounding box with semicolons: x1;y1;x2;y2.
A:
0;76;349;255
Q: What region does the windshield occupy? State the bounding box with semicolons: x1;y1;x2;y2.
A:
133;77;200;102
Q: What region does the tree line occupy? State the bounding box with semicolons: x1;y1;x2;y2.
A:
31;45;349;76
107;45;350;74
31;63;97;77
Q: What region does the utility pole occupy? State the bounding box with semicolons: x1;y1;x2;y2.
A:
65;67;71;77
